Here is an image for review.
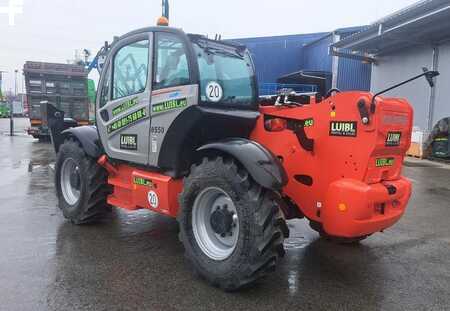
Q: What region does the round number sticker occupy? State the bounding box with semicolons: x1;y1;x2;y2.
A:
147;191;159;208
205;81;223;102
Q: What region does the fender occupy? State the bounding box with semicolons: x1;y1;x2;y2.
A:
61;126;102;159
197;138;288;191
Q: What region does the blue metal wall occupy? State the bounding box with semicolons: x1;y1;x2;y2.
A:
232;33;326;84
302;34;333;72
337;56;371;91
231;28;371;94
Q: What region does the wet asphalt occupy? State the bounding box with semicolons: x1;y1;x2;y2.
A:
0;118;449;311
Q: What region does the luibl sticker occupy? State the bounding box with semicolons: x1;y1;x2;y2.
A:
112;97;138;116
152;98;187;113
119;134;137;150
329;121;357;137
386;131;402;147
133;177;155;188
375;157;395;167
107;108;147;133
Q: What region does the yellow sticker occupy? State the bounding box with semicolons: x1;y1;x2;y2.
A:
330;111;336;117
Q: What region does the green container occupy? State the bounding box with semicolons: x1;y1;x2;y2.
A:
432;136;450;158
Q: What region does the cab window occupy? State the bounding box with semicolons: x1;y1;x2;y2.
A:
154;33;190;89
99;65;111;108
112;39;149;100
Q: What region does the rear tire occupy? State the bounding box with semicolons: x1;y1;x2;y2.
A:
55;139;111;224
178;156;289;291
309;220;368;244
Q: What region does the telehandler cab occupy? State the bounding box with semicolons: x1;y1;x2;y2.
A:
46;25;438;290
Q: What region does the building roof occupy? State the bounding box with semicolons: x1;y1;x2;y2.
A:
332;0;450;56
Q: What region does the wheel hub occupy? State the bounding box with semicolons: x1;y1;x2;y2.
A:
210;207;234;235
69;170;80;189
191;187;240;261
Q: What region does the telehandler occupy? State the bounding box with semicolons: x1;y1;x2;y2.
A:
46;23;438;290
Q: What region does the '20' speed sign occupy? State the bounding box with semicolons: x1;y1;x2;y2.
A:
205;81;223;102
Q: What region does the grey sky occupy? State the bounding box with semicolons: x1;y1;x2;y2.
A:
0;0;419;92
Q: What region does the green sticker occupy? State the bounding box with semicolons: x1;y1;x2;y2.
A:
133;177;155;188
152;98;187;113
112;97;139;116
375;158;395;167
304;118;314;127
107;108;147;133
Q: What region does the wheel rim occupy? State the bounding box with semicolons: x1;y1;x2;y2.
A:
60;158;81;205
192;187;239;261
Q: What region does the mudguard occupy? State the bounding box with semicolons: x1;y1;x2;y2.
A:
44;102;102;158
197;138;288;191
61;126;102;159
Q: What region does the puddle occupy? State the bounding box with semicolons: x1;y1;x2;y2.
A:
284;236;310;249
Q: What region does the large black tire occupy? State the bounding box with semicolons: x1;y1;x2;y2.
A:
55;139;111;224
178;156;289;291
309;220;368;244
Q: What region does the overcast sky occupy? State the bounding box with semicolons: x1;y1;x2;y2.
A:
0;0;419;92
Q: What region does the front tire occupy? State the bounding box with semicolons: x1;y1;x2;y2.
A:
178;157;289;291
55;139;111;224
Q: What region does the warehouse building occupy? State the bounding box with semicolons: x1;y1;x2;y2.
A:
332;0;450;156
232;26;371;95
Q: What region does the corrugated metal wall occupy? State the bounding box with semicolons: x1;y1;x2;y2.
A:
232;33;325;84
302;34;333;71
231;29;371;93
337;57;372;91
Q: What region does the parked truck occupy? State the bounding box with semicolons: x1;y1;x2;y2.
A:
23;62;90;140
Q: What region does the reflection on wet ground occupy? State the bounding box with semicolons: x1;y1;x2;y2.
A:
0;120;449;310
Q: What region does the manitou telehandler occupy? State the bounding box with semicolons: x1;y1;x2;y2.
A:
45;24;438;290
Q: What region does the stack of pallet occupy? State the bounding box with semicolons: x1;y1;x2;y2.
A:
407;129;425;158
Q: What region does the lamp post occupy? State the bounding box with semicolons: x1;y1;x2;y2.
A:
10;69;18;136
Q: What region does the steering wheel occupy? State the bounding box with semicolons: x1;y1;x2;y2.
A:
325;88;341;98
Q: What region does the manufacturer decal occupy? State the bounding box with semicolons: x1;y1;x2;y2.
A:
386;131;402;147
147;191;159;208
375;157;395;167
329;121;357;137
152;98;187;113
133;177;155;188
304;118;314;127
205;81;223;102
119;134;137;150
168;91;181;99
107;108;147;134
112;97;138;116
382;115;408;125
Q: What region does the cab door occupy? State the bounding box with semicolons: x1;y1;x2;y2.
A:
96;32;152;165
148;31;199;166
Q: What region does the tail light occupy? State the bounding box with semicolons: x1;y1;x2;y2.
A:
265;118;287;132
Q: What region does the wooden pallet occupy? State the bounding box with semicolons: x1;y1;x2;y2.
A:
406;142;424;159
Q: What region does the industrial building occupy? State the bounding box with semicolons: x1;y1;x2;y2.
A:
332;0;450;149
232;26;371;95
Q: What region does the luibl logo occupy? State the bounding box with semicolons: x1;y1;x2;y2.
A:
0;0;23;26
386;131;402;147
329;121;357;137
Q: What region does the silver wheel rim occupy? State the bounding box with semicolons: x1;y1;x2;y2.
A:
60;158;81;205
192;187;239;261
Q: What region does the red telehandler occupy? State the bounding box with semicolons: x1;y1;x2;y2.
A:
45;23;438;290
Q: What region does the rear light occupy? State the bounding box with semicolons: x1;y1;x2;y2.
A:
265;118;287;132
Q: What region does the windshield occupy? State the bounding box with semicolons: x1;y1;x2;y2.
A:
192;40;257;108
